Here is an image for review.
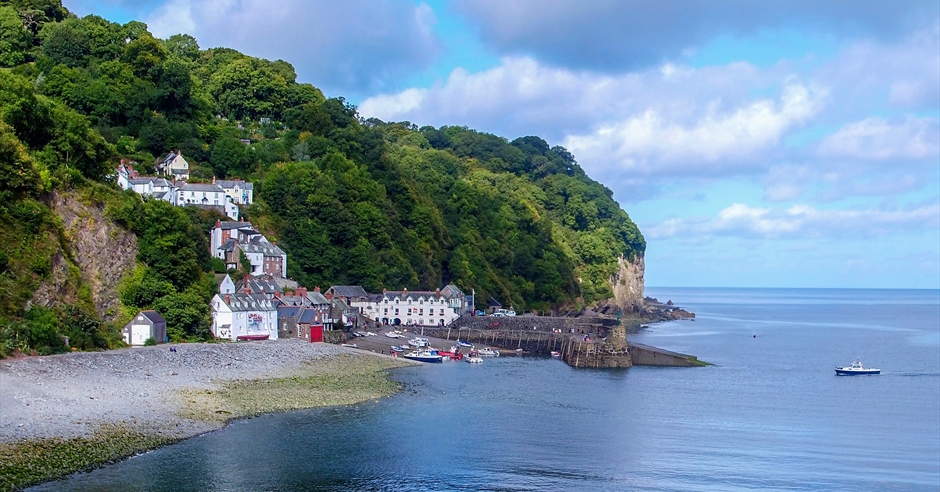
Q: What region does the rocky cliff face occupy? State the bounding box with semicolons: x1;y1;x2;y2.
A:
30;192;137;320
609;254;645;313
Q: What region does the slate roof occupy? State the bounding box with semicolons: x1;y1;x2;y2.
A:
306;291;330;305
298;309;319;324
240;278;282;294
488;297;502;307
216;179;254;190
277;306;302;319
140;310;166;324
241;242;285;257
328;286;368;298
224;293;275;312
219;238;237;252
179;183;224;193
219;221;253;230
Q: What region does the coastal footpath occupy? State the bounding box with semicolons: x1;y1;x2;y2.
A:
0;341;414;491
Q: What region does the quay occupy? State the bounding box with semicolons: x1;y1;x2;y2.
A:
359;314;708;368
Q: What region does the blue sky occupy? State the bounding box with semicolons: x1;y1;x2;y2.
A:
65;0;940;289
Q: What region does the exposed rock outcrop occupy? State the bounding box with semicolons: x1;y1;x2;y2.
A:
30;192;137;320
610;254;645;313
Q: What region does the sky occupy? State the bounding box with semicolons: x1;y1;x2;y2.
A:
64;0;940;289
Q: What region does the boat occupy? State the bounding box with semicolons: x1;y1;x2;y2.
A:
456;340;473;348
391;345;407;352
475;347;499;357
550;351;561;358
465;355;483;363
402;349;443;363
385;331;403;338
236;334;270;341
410;337;429;347
835;359;880;375
438;350;464;361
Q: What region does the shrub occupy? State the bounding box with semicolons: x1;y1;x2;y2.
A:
143;337;156;346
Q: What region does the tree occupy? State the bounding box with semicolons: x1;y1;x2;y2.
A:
152;288;210;341
39;18;91;67
163;33;199;61
0;6;30;66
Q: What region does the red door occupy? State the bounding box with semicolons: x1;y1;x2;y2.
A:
310;325;323;343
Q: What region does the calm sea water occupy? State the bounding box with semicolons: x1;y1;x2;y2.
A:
31;288;940;491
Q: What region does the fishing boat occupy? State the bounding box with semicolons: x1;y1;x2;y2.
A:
402;349;443;363
835;359;880;375
475;347;499;357
438;349;464;361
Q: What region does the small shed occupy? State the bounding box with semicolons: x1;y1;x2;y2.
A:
122;310;168;346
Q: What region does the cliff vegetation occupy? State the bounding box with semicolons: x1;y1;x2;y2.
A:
0;0;645;357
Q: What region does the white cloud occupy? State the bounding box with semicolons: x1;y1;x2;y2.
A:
142;0;441;97
564;82;824;176
817;117;940;161
646;202;940;240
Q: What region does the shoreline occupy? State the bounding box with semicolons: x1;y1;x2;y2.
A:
0;340;416;491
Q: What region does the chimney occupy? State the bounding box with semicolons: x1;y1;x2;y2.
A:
296;287;307;297
273;292;281;298
215;220;221;229
244;287;252;295
314;286;320;293
225;294;231;305
382;288;386;295
212;175;216;184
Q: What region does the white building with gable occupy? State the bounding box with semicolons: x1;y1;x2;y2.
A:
211;292;278;341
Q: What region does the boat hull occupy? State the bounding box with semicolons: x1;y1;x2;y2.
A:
835;368;880;375
403;355;443;363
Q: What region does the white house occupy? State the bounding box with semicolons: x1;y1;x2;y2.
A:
219;274;236;294
354;289;461;327
178;183;240;220
211;221;254;259
240;240;287;278
121;310;167;346
215;178;254;205
156;151;190;181
211;292;278;341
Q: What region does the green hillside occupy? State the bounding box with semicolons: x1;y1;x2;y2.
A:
0;0;644;356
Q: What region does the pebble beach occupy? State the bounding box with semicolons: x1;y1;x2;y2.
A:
0;340;415;490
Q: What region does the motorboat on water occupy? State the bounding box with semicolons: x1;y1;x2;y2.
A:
402;349;443;363
474;347;499;357
550;351;561;358
465;355;483;363
835;359;880;375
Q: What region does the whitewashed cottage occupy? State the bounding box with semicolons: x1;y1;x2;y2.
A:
211;292;278;341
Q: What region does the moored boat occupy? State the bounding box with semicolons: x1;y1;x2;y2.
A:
835;359;880;375
550;351;561;358
456;340;473;348
475;347;499;357
465;355;483;363
402;349;444;363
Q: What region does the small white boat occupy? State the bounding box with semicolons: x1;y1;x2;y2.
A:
476;347;499;357
835;359;880;375
550;351;561;358
391;345;407;352
410;337;429;347
456;340;473;348
402;349;443;363
385;331;403;338
465;355;484;363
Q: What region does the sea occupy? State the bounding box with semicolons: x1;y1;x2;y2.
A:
30;288;940;491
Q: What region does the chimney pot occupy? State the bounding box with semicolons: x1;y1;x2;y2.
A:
245;287;252;295
225;294;230;304
314;286;320;293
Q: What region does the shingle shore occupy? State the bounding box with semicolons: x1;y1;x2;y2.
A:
0;340;415;490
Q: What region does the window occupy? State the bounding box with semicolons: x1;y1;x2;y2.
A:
419;309;424;315
394;309;399;315
439;309;444;315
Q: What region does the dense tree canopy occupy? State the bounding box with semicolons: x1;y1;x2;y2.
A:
0;0;645;356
